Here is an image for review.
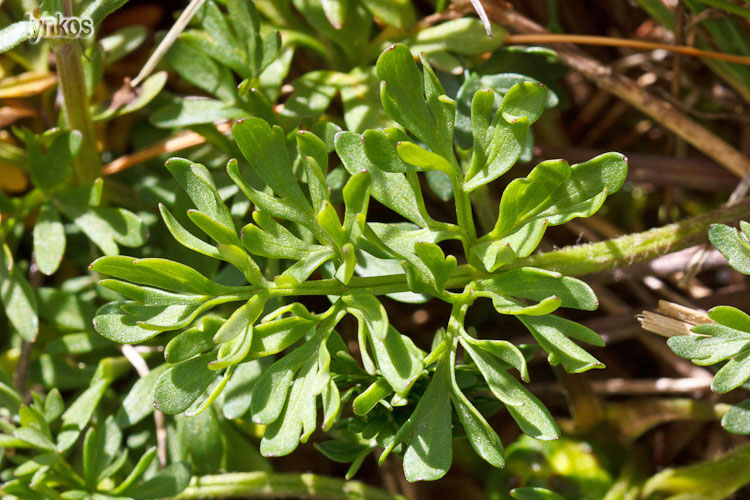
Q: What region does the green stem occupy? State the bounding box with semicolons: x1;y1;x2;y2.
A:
453;174;477;257
249;198;750;298
469;184;498;234
517;199;750;277
173;472;408;500
52;0;100;183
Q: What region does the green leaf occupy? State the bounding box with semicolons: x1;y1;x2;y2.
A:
712;351;750;393
251;332;322;424
518;315;605;373
297;130;330;213
448;347;504;468
249;315;315;358
376;43;445;155
511;487;567;500
709;222;750;275
44;389;64;422
709;305;750;332
464;106;528;192
166;157;235;230
321;0;347;28
722;400;750;435
57;378;109;452
462;338;558;440
93;301;164;344
57;203;147;256
352;377;392;416
116;364;170;427
642;442;750;500
369;324;424;396
213;293;267;344
24;129;81;191
14;427;57;453
99;25;147;64
91;256;230;295
152;98;248;128
242;218;318;260
223;359;268;419
342;67;391;132
110;447;157;495
0;244;39;341
166;40;237;102
344;296;424;395
159;203;222;259
477;267;598;311
500;81;548;125
233;118;310;211
360;0;415;29
259;353;319;457
292;0;372;66
463;337;529;381
396;141;455;175
336;131;428;227
83;416;122;488
122;461;191;500
33;203;66;276
410;17;505;55
165;316;224;363
278;70;340;129
280;247;337;283
492;159;570;237
225;0;260;72
342;295;388;339
362;128;413;173
413;242;457;293
669;325;750;365
38;287;94;332
532;153;627;227
178;407;223;474
0;22;32;53
228;159;313;227
480;292;561;317
394;357;453;482
77;0;129;25
153;352;219;415
94;71;167;121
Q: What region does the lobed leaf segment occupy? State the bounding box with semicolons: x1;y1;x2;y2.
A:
669;221;750;435
91;43;627;480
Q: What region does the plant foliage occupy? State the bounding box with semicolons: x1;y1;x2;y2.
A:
669;221;750;435
89;42;627;481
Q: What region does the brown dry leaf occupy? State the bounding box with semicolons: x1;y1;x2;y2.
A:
0;101;36;128
0;72;58;99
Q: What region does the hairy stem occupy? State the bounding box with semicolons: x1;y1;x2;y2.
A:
52;0;100;183
254;198;750;298
174;472;408;500
518;199;750;277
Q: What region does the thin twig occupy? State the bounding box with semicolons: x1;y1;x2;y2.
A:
591;377;712;394
528;377;712;395
121;344;167;468
102;121;233;175
484;4;750;177
469;0;493;37
130;0;206;88
502;33;750;66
